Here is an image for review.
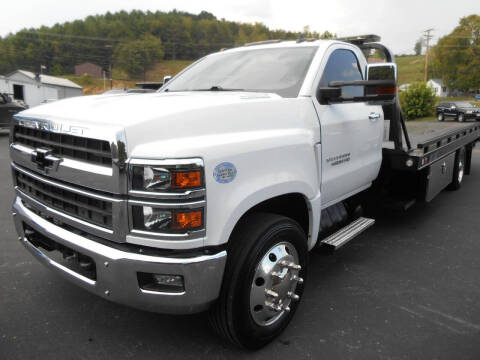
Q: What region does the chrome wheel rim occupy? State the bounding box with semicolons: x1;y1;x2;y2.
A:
249;241;302;327
459;115;464;122
458;159;464;183
438;114;442;121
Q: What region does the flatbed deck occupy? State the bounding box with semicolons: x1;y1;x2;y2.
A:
384;120;480;172
405;120;479;149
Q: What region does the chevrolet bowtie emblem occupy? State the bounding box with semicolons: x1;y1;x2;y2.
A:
31;148;63;173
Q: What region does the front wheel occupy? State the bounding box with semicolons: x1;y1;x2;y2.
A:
209;213;308;349
448;147;466;190
437;113;444;121
457;113;465;122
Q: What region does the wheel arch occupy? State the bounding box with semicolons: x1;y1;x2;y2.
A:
225;191;321;251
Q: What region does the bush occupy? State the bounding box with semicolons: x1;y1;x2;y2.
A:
399;82;437;120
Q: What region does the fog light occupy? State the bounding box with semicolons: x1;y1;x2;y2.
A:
406;158;414;167
153;274;184;288
138;272;185;293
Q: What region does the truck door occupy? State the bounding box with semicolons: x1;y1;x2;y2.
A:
312;47;384;207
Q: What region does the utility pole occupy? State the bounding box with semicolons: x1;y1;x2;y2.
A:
105;45;113;89
424;28;434;82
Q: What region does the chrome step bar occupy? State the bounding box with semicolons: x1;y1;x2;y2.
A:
320;217;375;251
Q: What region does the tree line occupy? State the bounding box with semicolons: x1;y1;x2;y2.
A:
431;14;480;92
0;10;333;78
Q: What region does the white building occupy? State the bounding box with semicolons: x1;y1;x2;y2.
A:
427;78;449;98
0;75;8;93
398;83;410;92
2;70;82;107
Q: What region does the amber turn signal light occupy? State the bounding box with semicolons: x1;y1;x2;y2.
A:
172;210;203;230
376;85;397;95
172;171;202;189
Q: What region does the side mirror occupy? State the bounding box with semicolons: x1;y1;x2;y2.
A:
317;87;342;105
320;63;398;105
366;63;397;84
163;75;172;84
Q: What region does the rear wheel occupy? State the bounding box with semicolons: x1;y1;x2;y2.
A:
448;147;466;190
437;113;444;121
457;113;465;122
209;213;308;349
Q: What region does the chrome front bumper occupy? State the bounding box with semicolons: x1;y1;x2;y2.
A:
12;197;227;314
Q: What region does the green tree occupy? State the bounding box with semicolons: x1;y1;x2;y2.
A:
114;34;164;77
432;14;480;91
414;38;423;56
50;63;63;75
399;82;437;120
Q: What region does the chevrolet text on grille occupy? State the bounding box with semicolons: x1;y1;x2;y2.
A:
18;117;87;136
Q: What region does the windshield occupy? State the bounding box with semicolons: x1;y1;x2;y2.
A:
456;102;476;107
163;46;318;98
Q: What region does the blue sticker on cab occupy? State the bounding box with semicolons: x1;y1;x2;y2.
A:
213;162;237;184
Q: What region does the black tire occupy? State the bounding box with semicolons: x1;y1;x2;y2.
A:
437;113;444;121
209;213;308;349
457;113;465;122
448;147;466;190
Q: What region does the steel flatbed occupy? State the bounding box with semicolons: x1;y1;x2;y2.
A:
384;121;480;172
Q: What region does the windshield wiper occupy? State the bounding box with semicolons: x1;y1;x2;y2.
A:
191;86;245;92
163;86;245;92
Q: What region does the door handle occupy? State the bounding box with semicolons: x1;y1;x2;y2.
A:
369;112;380;121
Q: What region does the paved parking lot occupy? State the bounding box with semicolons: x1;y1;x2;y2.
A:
1;133;480;360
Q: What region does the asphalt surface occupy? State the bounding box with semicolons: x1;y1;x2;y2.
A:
1;133;480;360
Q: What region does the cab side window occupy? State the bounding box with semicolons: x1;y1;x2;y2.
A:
319;49;363;98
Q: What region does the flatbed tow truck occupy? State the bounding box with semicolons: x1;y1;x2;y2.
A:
9;34;480;348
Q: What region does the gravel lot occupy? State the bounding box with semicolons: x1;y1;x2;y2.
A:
1;133;480;360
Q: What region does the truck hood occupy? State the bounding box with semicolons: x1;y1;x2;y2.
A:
16;91;314;159
18;91;281;128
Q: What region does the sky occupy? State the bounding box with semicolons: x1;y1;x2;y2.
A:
1;0;479;54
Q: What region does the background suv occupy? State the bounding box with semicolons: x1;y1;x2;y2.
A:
436;101;480;122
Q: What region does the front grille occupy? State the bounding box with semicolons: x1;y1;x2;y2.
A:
14;125;112;166
16;170;113;229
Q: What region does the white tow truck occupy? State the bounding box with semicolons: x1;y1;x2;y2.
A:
10;35;480;349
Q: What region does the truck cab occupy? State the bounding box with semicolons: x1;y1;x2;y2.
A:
9;36;479;349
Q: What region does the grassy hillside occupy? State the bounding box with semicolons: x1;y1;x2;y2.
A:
66;60;193;95
396;55;425;85
146;60;193;81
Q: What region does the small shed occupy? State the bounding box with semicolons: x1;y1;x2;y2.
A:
75;62;103;78
4;70;83;107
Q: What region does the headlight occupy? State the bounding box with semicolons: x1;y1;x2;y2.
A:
129;159;206;235
142;206;172;230
130;159;204;192
143;167;171;190
132;206;203;232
